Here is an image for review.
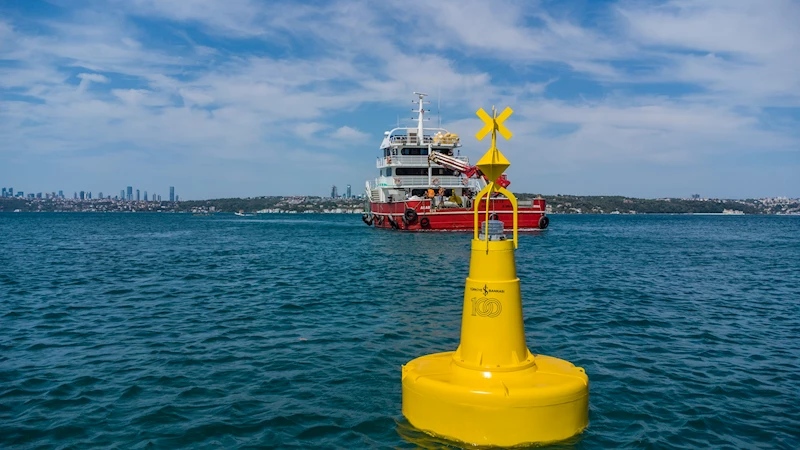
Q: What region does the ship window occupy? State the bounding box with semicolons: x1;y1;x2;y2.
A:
399;148;428;156
396;168;428;176
382;168;392;176
432;168;457;176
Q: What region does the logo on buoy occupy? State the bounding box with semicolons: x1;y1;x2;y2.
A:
470;284;505;296
471;297;502;318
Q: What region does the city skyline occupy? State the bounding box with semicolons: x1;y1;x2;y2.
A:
1;1;798;199
1;184;177;201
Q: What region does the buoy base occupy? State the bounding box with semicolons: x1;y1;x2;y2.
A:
402;351;589;447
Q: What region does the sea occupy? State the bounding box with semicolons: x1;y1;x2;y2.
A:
1;213;798;449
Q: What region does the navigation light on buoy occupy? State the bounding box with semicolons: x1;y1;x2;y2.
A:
401;106;589;447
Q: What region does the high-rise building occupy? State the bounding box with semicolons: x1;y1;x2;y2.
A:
144;191;148;202
9;187;13;197
36;192;42;199
346;184;351;198
98;192;103;199
87;192;92;199
74;192;78;199
169;186;175;202
331;185;338;198
127;186;133;201
1;188;5;197
136;189;140;201
79;191;85;200
58;190;64;198
158;195;161;201
120;189;125;200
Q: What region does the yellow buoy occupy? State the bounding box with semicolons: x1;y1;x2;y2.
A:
401;106;589;447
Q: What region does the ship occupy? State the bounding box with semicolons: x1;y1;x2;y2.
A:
362;92;548;231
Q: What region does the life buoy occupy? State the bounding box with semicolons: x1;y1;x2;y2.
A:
361;213;373;226
420;217;430;228
387;215;399;229
538;215;550;230
394;177;402;186
432;178;440;186
404;208;418;223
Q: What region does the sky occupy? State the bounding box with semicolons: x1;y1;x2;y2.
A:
1;0;798;200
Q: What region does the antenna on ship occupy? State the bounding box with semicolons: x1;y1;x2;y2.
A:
412;92;430;144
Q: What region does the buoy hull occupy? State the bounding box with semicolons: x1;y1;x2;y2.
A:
402;351;589;447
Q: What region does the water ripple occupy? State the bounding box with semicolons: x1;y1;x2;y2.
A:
1;213;798;448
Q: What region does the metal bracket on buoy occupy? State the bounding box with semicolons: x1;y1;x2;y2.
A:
474;106;518;248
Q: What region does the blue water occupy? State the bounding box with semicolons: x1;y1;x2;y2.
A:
1;213;799;449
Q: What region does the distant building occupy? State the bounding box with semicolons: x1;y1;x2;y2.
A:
136;189;140;201
144;191;148;202
58;190;64;198
169;186;175;202
175;195;179;202
74;192;78;199
36;192;42;199
346;184;351;198
127;186;133;201
331;185;338;198
98;192;103;199
120;189;125;200
87;192;92;200
80;191;85;200
1;188;5;197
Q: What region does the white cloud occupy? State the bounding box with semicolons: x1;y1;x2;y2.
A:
330;126;368;141
0;0;797;198
617;0;800;105
76;72;110;92
77;73;110;83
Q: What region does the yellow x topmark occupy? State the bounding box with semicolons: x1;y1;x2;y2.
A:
475;106;513;141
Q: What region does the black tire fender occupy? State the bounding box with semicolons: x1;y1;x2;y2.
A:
538;215;549;230
404;208;418;223
388;215;399;229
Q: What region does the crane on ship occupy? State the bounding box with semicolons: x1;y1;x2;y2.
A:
427;151;512;189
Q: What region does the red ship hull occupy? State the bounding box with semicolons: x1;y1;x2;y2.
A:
365;198;548;231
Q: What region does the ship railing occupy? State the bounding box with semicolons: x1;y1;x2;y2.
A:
376;155;469;168
377;176;465;188
387;135;460;146
389;136;434;145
